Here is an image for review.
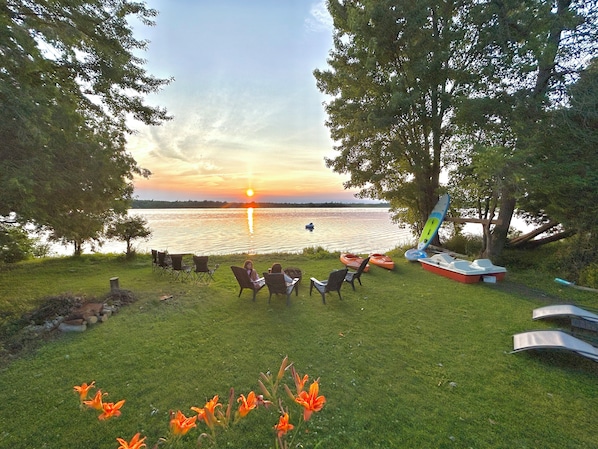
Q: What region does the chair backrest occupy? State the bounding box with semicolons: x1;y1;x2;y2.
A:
263;272;287;294
327;269;348;292
355;257;371;275
231;266;254;289
157;251;169;267
193;255;209;273
151;249;158;264
170;254;184;270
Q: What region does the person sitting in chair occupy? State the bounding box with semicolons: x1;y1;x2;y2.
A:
270;263;293;285
244;260;265;287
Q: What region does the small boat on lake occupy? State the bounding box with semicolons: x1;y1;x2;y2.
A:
418;253;506;284
369;253;394;270
340;253;370;272
305;222;314;230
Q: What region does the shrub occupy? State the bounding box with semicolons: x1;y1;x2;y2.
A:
0;225;35;263
443;233;483;257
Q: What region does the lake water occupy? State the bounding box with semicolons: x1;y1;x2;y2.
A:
49;208;414;256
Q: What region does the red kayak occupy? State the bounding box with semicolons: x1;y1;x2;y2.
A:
340;253;370;272
369;253;395;270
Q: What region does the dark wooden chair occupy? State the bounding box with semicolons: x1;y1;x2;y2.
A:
344;256;370;291
231;266;265;301
192;256;219;284
309;268;348;304
263;272;299;306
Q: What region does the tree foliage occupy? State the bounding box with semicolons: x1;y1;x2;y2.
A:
315;0;481;233
0;0;171;253
105;214;151;257
317;0;598;256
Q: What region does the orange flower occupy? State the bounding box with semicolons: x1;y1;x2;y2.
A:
190;405;206;423
203;395;221;415
170;410;197;435
83;390;105;411
99;399;125;420
293;370;309;394
237;391;258;417
116;432;146;449
73;381;95;401
274;412;294;437
295;381;326;421
197;395;222;428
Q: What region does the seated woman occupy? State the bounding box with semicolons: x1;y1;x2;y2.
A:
244;260;265;287
270;263;293;285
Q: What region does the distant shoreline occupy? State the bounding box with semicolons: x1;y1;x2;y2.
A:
132;199;390;209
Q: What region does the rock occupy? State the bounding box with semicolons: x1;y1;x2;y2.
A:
62;318;85;326
59;322;87;332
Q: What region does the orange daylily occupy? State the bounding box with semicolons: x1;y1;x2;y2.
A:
295;380;326;421
203;395;221;415
116;432;146;449
169;410;198;435
200;395;222;428
98;399;125;420
237;391;258;417
73;381;95;401
83;390;105;411
292;368;309;394
274;412;294;437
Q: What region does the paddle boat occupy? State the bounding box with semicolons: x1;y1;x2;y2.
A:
418;253;506;283
369;253;394;270
340;253;370;272
305;222;314;230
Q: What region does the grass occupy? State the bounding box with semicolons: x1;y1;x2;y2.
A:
0;248;597;448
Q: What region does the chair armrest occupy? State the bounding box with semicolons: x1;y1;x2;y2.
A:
309;277;322;286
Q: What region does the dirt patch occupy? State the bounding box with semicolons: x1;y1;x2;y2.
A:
491;280;561;303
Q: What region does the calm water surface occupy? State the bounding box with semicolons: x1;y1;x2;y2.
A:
59;208;413;256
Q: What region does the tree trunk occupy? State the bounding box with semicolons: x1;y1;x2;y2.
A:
483;193;516;259
508;220;559;246
515;229;575;249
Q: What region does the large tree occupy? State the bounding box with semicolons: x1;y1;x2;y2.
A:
316;0;598;257
0;0;170;253
451;0;598;257
314;0;480;234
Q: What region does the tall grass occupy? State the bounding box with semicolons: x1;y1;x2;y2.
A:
0;249;597;448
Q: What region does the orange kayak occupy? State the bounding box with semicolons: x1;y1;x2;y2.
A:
369;253;395;270
340;253;370;272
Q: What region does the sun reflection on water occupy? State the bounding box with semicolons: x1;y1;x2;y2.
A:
247;207;254;234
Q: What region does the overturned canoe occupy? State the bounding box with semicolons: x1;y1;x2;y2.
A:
340;253;370;272
369;253;394;270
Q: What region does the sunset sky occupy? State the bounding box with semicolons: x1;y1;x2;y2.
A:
128;0;371;203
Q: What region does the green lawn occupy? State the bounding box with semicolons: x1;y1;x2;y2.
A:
0;250;597;448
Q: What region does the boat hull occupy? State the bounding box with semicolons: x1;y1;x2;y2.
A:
418;254;506;284
369;253;394;270
420;260;482;283
340;253;370;272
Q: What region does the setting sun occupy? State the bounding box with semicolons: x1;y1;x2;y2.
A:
246;188;254;197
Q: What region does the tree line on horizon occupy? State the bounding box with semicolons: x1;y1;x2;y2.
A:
131;199;390;209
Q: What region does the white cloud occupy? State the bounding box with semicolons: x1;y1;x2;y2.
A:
306;0;333;33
